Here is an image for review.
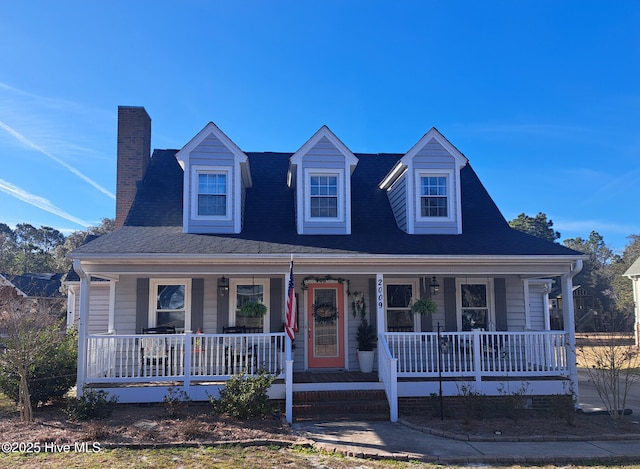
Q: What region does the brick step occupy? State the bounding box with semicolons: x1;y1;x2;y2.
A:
293;390;389;421
293;389;387;402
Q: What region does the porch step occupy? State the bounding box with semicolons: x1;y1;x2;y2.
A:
293;390;390;422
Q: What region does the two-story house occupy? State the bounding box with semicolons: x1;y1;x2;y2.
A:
71;106;585;422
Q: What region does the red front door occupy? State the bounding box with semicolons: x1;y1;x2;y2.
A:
307;283;345;368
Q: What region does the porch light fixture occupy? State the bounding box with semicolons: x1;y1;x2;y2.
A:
429;276;440;296
217;276;229;296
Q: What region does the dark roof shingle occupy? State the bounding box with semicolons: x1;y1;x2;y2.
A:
74;150;580;257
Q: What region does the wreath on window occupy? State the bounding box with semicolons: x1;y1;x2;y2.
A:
312;303;338;324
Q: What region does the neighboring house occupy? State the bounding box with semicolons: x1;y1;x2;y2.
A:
71;106;586;422
548;285;595;331
624;258;640;346
0;272;66;320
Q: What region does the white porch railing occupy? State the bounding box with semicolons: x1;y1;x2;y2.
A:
383;330;568;381
377;332;398;422
85;332;286;383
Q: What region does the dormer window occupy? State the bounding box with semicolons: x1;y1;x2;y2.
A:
288;126;358;234
310;174;339;218
415;170;454;222
175;122;251;234
198;171;227;216
192;166;231;220
418;173;451;219
379;128;467;234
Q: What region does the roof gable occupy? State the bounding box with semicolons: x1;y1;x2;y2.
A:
624;256;640;277
380;127;468;190
289;125;358;172
175;122;248;168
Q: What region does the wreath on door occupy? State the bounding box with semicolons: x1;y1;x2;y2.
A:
312;303;338;324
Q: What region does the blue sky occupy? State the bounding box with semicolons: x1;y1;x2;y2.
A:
1;1;639;252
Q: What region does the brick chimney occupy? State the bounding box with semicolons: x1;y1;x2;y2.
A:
115;106;151;228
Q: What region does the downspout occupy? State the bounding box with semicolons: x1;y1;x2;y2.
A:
563;259;583;401
73;260;90;397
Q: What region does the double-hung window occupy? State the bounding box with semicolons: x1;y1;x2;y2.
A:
198;172;226;216
310;174;338;218
149;279;192;332
420;175;448;217
192;166;230;219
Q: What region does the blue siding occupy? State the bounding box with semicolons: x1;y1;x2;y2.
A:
388;175;407;232
185;134;243;234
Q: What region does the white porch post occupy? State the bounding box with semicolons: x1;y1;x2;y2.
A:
108;280;116;333
73;260;90;396
285;359;293;423
375;274;385;376
632;277;640;347
562;260;583;398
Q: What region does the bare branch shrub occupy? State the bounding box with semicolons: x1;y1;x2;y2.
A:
0;286;68;422
577;331;640;420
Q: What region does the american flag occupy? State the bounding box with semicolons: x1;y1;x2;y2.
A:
285;258;297;341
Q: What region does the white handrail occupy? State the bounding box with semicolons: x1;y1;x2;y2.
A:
377;333;398;422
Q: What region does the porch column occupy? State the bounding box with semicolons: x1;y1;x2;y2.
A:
375;274;385;374
108;280;117;333
73;260;91;396
561;260;583;398
632;277;640;347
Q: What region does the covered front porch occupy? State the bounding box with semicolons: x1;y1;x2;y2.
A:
82;328;571;422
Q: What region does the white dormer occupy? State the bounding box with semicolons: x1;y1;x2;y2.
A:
379;128;468;235
287;126;358;235
175;122;252;234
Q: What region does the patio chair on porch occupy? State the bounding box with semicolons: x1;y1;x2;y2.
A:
140;326;176;376
223;326;257;374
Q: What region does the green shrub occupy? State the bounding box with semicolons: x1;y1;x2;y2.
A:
0;328;77;406
64;386;118;421
209;370;274;419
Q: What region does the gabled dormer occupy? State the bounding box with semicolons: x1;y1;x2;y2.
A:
287;126;358;235
379;128;468;235
175;122;252;234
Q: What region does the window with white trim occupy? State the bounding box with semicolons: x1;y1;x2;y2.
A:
230;279;270;332
304;170;344;221
458;281;491;331
310;175;338;217
385;282;417;332
191;167;231;219
149;279;192;332
420;176;447;217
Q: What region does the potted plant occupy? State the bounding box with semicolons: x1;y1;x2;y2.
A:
411;298;437;315
356;317;377;373
239;301;267;318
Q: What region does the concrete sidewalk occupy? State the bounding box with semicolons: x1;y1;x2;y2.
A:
293;420;640;465
293;370;640;465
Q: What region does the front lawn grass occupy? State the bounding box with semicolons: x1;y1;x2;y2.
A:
4;445;640;469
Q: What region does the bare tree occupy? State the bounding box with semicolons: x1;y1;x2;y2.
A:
577;331;640;420
0;286;64;422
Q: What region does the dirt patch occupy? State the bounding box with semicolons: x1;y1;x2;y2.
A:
2;400;640;446
0;403;298;446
